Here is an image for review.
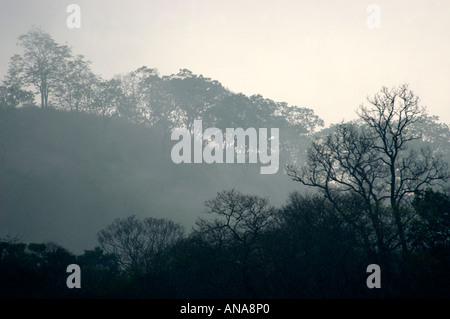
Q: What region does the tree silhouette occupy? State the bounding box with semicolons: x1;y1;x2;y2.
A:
97;215;185;275
287;84;449;266
0;78;34;108
7;27;72;109
196;189;275;297
358;84;449;259
53;54;99;113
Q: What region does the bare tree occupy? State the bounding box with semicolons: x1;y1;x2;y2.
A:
97;215;184;273
196;189;275;296
287;123;392;261
358;84;448;257
197;190;275;248
287;84;449;263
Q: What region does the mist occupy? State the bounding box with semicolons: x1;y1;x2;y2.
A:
0;1;449;300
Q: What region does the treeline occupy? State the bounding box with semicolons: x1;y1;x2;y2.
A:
0;27;324;166
1;188;449;298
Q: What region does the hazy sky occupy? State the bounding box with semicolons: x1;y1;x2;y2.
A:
0;0;449;126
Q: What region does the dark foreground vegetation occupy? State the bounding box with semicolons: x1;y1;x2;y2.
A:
0;188;449;298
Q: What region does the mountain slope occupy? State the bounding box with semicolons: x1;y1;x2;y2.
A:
0;106;302;253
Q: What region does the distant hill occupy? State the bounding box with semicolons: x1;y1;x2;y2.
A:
0;106;303;253
3;28;446;255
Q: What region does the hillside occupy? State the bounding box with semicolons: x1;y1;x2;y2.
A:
0;106;302;253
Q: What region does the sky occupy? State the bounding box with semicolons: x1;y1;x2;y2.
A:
0;0;449;126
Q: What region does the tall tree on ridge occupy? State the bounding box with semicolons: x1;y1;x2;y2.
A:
7;27;72;109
